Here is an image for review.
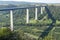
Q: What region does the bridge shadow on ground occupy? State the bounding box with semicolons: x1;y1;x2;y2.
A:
38;6;56;40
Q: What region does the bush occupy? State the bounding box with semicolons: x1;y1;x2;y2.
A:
0;27;12;40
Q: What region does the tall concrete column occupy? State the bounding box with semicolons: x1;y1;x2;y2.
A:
41;7;43;14
43;7;45;11
26;8;29;23
41;7;45;14
10;10;13;31
35;8;38;20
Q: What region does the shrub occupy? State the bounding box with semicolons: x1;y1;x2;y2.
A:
0;27;12;40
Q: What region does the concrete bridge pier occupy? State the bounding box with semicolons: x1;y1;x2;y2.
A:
26;8;29;23
10;10;13;31
35;8;38;20
41;7;43;14
41;7;45;14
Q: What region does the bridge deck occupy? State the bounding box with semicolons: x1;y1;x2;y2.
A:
0;6;46;11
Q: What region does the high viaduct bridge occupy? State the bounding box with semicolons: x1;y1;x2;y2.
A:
0;6;46;31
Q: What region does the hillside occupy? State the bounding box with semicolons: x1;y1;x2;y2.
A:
0;2;60;40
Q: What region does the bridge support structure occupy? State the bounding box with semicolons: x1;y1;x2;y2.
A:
41;7;43;14
10;10;13;31
41;7;45;14
26;8;29;23
35;8;38;20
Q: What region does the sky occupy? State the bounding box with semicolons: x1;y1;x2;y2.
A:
0;0;60;3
